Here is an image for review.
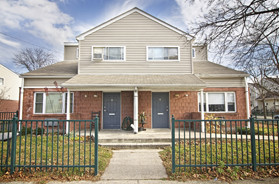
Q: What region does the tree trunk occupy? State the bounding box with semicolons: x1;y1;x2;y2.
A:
262;100;267;119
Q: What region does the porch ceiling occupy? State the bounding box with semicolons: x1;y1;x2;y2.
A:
61;74;207;90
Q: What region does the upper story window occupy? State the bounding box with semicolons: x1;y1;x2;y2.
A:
198;92;236;113
92;46;125;61
34;92;74;114
192;48;196;58
0;78;3;85
147;46;179;61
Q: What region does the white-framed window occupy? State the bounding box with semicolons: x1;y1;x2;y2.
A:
34;92;74;114
192;48;196;58
91;46;125;61
76;48;79;59
0;78;3;85
147;46;179;61
198;92;236;112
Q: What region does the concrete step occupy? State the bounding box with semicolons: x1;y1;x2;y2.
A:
99;138;171;143
99;142;171;149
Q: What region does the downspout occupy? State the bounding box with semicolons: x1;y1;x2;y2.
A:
245;77;251;127
19;78;24;131
131;87;138;134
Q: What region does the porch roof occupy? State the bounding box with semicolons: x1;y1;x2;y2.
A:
61;74;206;89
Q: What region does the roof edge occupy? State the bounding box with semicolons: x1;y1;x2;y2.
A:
20;75;75;78
196;74;250;78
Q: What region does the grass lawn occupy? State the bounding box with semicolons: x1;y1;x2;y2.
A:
0;133;112;182
160;140;279;182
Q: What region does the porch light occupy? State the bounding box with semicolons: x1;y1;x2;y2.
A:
94;94;98;98
84;95;87;98
174;94;180;97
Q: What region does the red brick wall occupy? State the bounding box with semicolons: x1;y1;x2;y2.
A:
121;91;134;121
138;91;152;128
0;100;19;112
70;91;102;130
204;87;247;120
170;91;198;120
22;88;67;120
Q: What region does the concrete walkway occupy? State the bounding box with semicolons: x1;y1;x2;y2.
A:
101;149;168;180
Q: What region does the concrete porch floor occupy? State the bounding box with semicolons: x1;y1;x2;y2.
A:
99;128;172;140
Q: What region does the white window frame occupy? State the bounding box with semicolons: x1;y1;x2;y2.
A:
0;78;4;85
198;92;236;113
192;48;196;58
146;46;180;62
33;92;74;114
91;46;126;62
76;48;79;59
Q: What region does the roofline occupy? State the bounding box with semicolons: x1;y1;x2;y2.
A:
196;74;250;78
20;75;75;78
64;42;78;46
61;83;207;87
76;7;194;41
0;64;19;76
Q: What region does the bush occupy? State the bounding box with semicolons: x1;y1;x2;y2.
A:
21;127;44;135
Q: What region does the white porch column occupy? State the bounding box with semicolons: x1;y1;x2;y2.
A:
133;87;139;134
200;89;205;132
245;77;251;128
19;78;24;131
66;89;71;134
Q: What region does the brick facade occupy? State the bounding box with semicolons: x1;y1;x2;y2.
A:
204;87;247;120
138;91;152;128
0;99;18;112
21;87;247;130
121;91;134;121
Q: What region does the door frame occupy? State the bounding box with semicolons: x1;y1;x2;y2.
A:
151;91;170;128
102;92;121;130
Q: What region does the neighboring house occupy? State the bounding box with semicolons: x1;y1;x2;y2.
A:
19;8;250;132
0;64;21;112
249;79;279;113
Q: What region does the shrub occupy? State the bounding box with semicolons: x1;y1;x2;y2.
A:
21;127;44;135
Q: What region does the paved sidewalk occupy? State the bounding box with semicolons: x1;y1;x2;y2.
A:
101;149;167;180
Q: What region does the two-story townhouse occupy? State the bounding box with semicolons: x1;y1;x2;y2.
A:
19;7;250;133
0;64;21;112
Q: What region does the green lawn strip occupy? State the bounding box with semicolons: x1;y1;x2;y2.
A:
160;140;279;182
0;134;112;182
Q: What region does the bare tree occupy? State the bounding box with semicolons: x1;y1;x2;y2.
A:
191;0;279;95
13;48;55;71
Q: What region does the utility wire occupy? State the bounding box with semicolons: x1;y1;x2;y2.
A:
0;31;63;54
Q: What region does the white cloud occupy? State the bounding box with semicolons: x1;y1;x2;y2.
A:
0;0;74;49
175;0;210;32
0;35;21;48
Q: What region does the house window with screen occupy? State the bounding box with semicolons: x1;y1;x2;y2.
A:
147;47;179;61
34;92;74;114
198;92;236;112
92;46;125;61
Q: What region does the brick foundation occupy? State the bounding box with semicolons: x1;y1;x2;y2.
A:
121;91;134;121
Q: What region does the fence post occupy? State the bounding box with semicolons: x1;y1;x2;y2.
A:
171;115;175;173
10;116;18;174
250;116;257;171
94;116;99;176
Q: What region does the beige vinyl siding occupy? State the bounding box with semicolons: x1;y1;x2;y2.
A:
64;46;78;60
193;46;207;61
201;78;245;87
24;78;70;87
79;12;192;74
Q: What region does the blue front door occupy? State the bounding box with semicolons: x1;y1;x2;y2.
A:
152;92;169;128
103;93;121;129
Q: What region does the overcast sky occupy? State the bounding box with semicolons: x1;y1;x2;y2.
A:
0;0;208;74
